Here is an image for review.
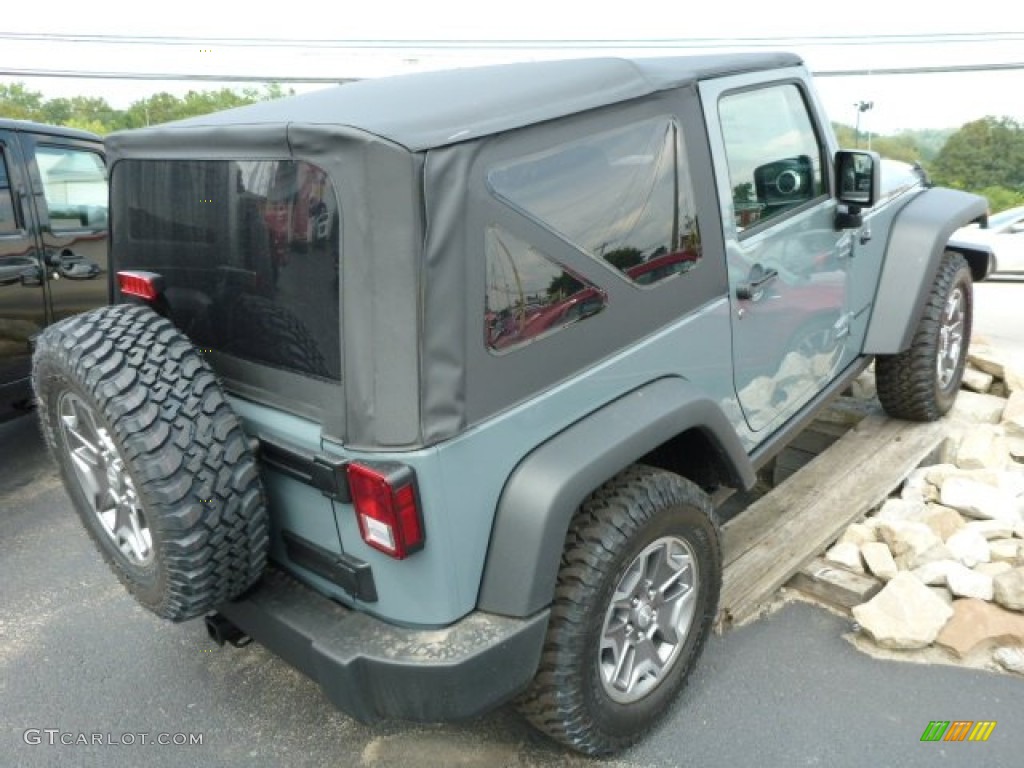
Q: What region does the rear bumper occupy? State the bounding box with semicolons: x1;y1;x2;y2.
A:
216;568;549;723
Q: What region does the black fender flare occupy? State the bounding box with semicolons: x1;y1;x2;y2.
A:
863;187;987;355
476;377;755;617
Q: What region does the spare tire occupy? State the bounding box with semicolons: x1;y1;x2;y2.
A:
32;304;268;621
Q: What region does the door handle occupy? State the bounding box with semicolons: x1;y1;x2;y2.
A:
736;264;778;301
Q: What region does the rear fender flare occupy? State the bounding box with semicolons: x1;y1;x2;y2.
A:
476;377;754;617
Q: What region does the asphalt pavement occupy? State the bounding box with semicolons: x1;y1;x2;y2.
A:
2;411;1022;768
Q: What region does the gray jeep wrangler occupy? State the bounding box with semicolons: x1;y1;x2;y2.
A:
32;53;990;755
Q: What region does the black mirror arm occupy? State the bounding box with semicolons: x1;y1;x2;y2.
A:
835;205;863;231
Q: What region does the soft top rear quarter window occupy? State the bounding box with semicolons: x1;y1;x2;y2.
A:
488;117;702;288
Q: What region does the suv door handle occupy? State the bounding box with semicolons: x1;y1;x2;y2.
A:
736;264;778;301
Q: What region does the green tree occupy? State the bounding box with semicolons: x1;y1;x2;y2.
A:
931;116;1024;192
603;246;644;271
831;122;923;164
0;83;45;120
976;185;1024;213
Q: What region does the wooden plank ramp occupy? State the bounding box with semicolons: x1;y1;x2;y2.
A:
716;409;946;631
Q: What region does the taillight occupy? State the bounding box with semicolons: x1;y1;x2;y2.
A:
117;270;164;301
347;462;424;559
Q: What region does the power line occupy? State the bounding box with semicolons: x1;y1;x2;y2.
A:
814;62;1024;76
0;68;352;84
3;63;1023;84
2;31;1024;49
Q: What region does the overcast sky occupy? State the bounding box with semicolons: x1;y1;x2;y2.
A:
2;0;1022;135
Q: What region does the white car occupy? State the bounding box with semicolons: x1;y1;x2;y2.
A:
951;205;1024;276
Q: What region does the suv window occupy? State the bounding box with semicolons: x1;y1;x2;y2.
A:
33;146;108;230
112;159;341;381
485;225;606;352
0;152;17;234
488;118;702;287
719;84;825;233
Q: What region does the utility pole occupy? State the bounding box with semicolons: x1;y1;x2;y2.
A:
854;101;874;148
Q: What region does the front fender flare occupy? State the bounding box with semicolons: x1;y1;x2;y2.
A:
476;377;754;618
864;187;987;355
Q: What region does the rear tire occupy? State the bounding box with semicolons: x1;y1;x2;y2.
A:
876;251;972;421
517;465;720;756
33;304;268;621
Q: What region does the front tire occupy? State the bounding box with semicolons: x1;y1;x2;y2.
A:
517;465;720;756
33;304;269;621
876;251;972;421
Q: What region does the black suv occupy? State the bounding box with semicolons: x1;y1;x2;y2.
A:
1;120;107;420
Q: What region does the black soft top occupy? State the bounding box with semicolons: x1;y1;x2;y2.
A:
106;53;802;154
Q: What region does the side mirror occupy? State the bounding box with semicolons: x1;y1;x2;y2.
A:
753;155;814;207
835;150;881;209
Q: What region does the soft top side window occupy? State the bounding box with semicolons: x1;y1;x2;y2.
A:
488;118;702;287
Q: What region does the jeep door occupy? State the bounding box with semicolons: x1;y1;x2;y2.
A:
700;73;856;433
19;133;109;324
0;130;46;410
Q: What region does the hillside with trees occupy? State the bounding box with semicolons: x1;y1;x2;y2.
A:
0;82;292;135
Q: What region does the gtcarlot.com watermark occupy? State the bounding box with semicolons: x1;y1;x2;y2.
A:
24;729;203;746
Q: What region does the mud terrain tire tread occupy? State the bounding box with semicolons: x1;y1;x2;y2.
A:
875;251;973;422
517;465;720;756
33;304;268;621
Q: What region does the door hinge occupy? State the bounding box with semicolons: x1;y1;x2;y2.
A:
255;434;351;503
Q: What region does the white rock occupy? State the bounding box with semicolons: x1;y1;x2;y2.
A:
946;565;994;600
993;567;1024;611
1003;391;1024;439
975;561;1014;578
990;539;1022;563
951;390;1007;424
925;465;1010;489
861;542;899;581
956;427;1010;470
994;646;1024;674
852;573;954;650
968;347;1006;378
839;523;877;547
875;520;942;561
945;529;992;568
899;484;938;504
918;505;966;542
930;586;954;606
1016;523;1024;540
963;519;1016;540
938;434;964;465
874;498;928;523
912;559;966;586
850;371;877;400
941;477;1022;523
928;467;1024;494
903;465;935;490
907;544;957;570
961;366;994;393
1005;360;1024;395
1010;436;1024;461
825;541;865;573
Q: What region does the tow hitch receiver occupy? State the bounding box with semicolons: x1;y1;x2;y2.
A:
204;612;252;648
